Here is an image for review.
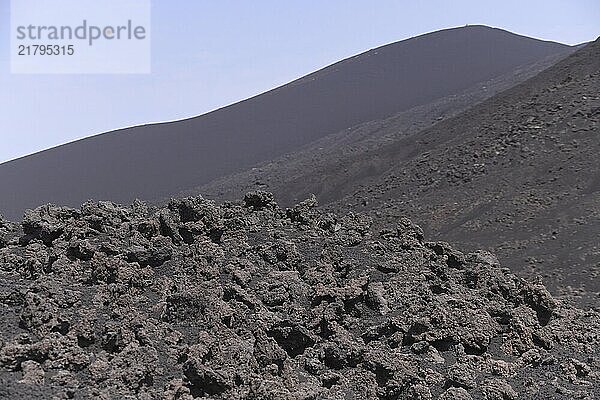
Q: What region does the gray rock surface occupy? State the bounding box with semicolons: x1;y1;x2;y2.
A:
0;193;598;399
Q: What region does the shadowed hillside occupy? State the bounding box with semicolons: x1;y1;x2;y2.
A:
0;26;571;220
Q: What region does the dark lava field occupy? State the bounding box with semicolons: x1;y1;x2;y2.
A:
0;193;598;399
0;27;599;400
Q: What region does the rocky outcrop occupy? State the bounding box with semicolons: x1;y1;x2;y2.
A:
0;193;598;399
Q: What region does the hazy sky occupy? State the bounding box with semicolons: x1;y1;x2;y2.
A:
1;0;599;163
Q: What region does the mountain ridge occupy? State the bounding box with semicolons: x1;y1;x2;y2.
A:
0;25;573;220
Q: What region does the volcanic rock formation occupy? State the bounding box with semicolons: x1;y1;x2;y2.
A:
0;193;598;399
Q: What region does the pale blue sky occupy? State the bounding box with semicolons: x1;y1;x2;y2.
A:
1;0;598;163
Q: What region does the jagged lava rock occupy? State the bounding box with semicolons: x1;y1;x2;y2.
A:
0;192;598;399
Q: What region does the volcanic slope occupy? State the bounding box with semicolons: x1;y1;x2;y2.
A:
337;37;600;305
198;38;600;306
190;49;572;205
0;193;598;399
0;26;572;220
